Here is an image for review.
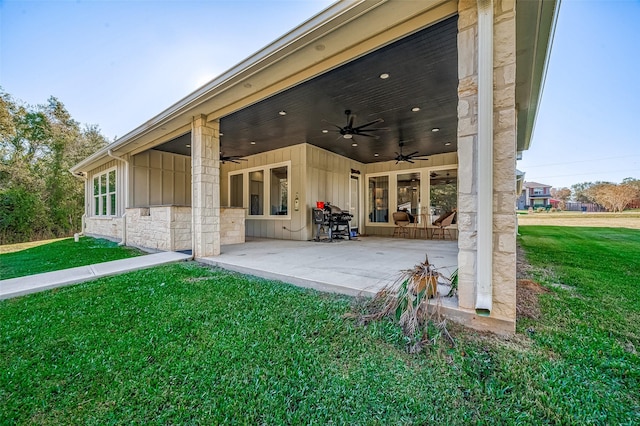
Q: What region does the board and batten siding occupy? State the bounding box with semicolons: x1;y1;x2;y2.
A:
132;150;191;207
221;144;308;240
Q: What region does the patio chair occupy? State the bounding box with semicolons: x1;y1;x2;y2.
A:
431;211;456;240
392;211;411;238
412;213;429;239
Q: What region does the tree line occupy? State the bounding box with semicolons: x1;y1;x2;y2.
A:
0;89;109;244
550;178;640;212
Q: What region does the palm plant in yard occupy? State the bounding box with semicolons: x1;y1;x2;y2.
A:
352;254;455;353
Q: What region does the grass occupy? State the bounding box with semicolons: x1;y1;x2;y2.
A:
1;227;639;423
0;237;144;280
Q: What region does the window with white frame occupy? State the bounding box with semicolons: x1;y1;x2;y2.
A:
228;162;290;218
366;166;457;225
93;169;117;216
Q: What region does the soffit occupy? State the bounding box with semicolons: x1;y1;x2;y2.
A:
155;15;459;164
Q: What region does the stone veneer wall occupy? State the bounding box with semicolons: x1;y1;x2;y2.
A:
457;0;517;333
85;217;123;242
126;206;192;252
220;208;246;245
125;206;244;252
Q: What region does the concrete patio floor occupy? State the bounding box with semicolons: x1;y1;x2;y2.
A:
200;236;458;301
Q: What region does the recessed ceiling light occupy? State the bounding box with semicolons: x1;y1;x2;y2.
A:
432;128;440;132
322;129;328;133
243;83;252;88
185;144;191;148
219;133;223;136
250;141;256;145
374;153;379;157
379;73;390;79
351;142;358;147
411;107;421;112
278;110;287;116
315;44;325;51
445;142;452;146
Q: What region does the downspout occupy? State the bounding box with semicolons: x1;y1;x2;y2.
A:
476;0;493;316
107;150;129;246
69;171;87;235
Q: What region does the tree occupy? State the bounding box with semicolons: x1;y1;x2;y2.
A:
550;187;571;209
0;89;108;243
585;182;639;213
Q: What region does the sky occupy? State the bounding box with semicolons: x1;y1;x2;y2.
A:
1;0;638;190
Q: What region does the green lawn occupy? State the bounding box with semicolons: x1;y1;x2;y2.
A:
1;227;638;423
0;237;143;280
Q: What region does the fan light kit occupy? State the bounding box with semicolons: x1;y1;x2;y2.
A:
322;109;387;143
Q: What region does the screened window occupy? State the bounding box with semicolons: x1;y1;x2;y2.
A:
93;169;117;216
368;176;389;223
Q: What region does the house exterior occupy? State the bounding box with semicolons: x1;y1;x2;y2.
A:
70;0;559;334
517;181;553;209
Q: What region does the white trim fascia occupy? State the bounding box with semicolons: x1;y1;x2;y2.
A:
475;0;493;316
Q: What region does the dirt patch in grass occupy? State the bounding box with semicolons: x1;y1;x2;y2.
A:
516;243;549;320
517;279;549;320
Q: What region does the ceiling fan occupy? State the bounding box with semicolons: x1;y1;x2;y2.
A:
322;109;387;140
394;142;429;164
220;152;247;164
219;142;247;164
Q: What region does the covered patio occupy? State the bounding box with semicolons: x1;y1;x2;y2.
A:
201;236;458;302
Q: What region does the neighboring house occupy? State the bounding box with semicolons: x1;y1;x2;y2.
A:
71;0;559;334
517;181;553;210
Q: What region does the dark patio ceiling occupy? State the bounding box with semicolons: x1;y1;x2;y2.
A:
155;15;458;164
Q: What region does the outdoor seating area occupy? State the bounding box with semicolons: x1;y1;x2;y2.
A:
392;210;458;240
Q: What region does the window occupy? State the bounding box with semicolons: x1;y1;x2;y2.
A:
230;161;290;218
365;166;458;226
429;169;457;222
270;166;288;215
397;172;420;217
230;174;243;207
93;169;117;216
368;176;389;223
249;171;264;215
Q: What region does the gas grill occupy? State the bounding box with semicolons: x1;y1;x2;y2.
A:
312;202;353;242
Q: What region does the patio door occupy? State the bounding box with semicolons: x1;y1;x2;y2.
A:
350;175;360;232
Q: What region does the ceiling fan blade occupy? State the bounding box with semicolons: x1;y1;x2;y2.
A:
355;133;379;139
321;119;344;130
407;151;419;157
354;118;384;130
407;158;415;164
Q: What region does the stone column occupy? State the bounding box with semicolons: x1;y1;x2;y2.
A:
191;115;220;258
456;0;517;332
491;0;517;322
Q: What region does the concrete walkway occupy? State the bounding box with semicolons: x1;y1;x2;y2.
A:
0;251;192;300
